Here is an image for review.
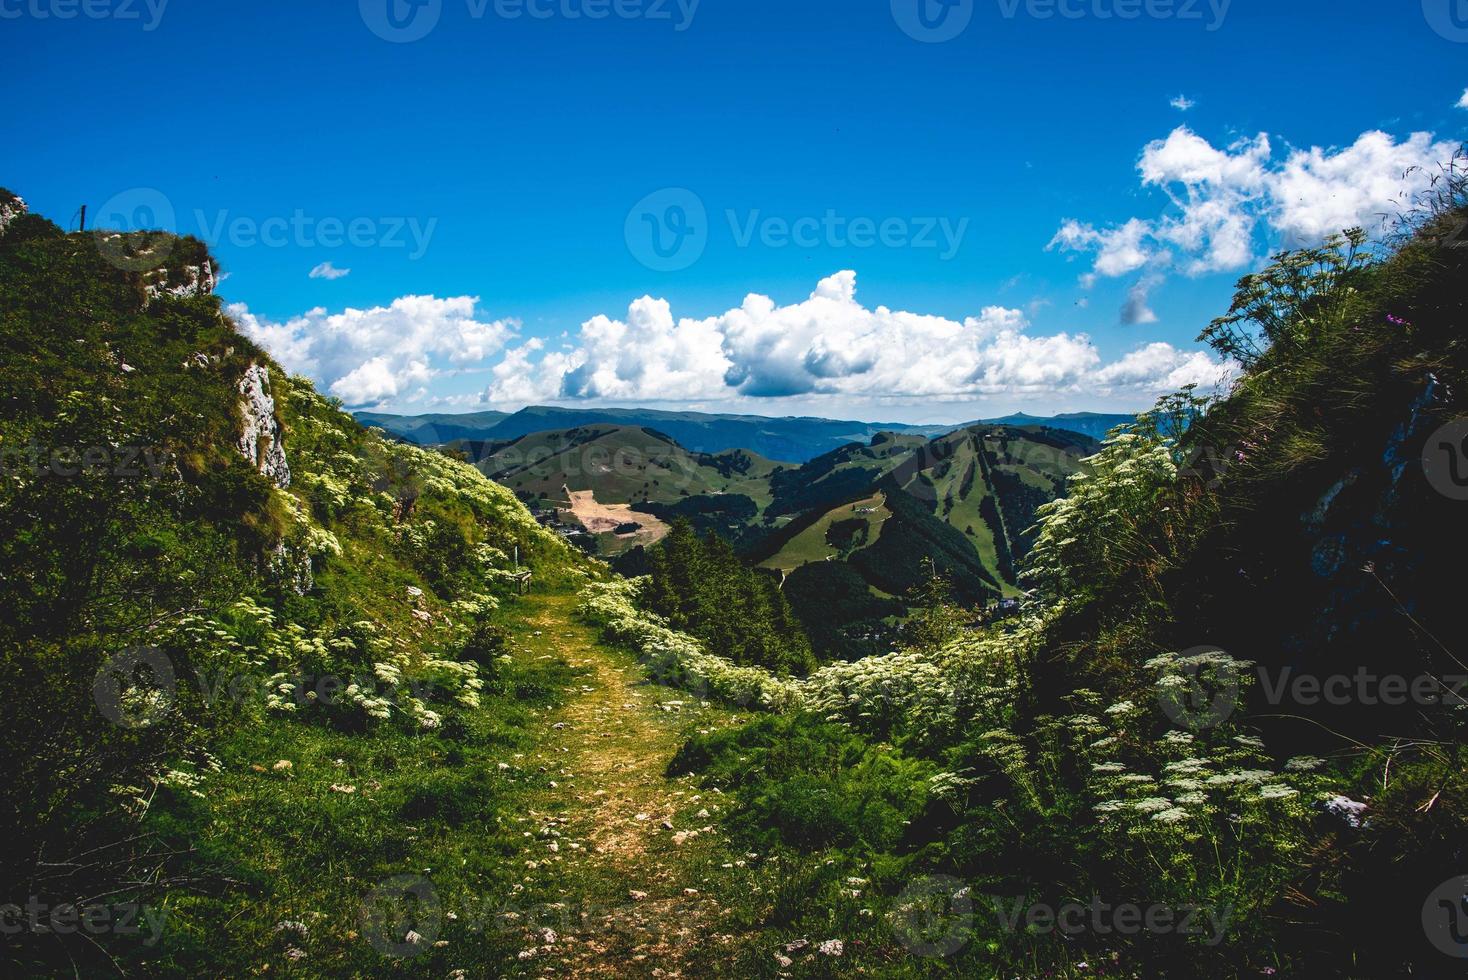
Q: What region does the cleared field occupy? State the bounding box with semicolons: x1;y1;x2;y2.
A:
759;492;891;573
565;488;671;549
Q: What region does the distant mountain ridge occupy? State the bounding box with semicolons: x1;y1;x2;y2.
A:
441;410;1099;657
980;411;1137;440
357;405;1134;463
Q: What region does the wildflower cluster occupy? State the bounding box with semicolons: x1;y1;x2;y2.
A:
578;579;970;740
577;578;803;711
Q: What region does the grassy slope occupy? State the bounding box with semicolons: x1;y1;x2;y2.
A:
0;206;644;976
761;427;1092;602
758;492;892;573
468;425;782;512
147;588;776;978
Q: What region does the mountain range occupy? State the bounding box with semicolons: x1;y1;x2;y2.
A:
356;405;1133;463
431;413;1098;657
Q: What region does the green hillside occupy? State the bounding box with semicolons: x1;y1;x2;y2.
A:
456;414;1092;651
750;424;1095;653
460;424;782;511
0;196;600;975
758;490;893;572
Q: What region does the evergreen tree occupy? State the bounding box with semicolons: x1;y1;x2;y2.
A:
642;521;816;675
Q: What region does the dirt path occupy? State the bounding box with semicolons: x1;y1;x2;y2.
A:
502;592;752;977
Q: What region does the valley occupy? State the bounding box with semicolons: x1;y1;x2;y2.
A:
422;415;1099;658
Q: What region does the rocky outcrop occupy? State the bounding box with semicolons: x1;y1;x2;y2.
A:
0;190;25;237
145;259;220;301
140;235;220;302
236;363;291;488
267;539;314;596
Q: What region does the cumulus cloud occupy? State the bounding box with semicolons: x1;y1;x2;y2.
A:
309;261;351;280
229;295;516;407
1051;217;1157;279
1170;95;1196;111
1458;89;1468;110
1051;126;1460;303
479;271;1231;407
1094;342;1234;392
234;274;1234;413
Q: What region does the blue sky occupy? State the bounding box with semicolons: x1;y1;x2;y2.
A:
5;0;1466;422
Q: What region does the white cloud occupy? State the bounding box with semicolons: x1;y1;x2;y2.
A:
1094;342;1235;392
478;271;1230;408
1170;95;1196;112
309;261;351;280
1268;130;1456;242
1050;218;1157;278
229;295;517;407
1457;89;1468;110
1052;126;1460;306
